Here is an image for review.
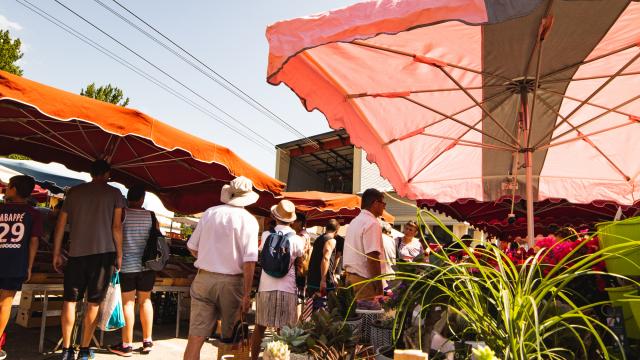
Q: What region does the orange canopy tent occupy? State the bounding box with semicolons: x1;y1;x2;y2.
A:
281;191;395;226
0;71;284;213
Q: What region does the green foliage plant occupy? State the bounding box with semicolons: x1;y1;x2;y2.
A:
373;208;640;359
0;30;23;76
303;309;355;350
80;82;130;107
263;325;310;354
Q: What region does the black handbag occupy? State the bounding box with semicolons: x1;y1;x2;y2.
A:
142;212;169;271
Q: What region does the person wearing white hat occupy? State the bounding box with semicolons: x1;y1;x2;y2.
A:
183;176;260;360
250;200;305;360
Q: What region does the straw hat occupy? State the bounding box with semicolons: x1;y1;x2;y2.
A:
270;199;297;223
220;176;259;207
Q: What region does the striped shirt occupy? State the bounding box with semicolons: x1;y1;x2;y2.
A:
121;208;152;273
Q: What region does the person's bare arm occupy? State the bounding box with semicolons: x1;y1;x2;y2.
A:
319;239;337;293
52;211;68;273
27;235;38;282
189;248;198;258
240;261;256;314
112;208;123;271
366;251;383;294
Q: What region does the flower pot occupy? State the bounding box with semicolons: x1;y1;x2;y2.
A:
624;290;640;339
356;309;383;343
605;285;640;339
374;345;394;360
343;314;363;342
370;321;393;351
597;217;640;276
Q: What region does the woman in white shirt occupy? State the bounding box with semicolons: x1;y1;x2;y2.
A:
395;221;426;262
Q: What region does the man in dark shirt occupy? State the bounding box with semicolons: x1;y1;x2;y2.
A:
307;219;342;296
53;160;125;360
0;175;43;360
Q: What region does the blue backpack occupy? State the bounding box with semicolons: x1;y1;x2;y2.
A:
261;231;294;278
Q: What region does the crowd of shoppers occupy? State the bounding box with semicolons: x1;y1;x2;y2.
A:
1;158;425;360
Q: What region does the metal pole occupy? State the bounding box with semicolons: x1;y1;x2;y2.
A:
520;88;535;248
525;151;535;247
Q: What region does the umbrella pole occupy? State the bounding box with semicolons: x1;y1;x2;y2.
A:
525;152;535;247
520;90;535;248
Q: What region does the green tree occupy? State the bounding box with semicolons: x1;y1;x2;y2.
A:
0;30;24;76
6;154;30;160
80;83;130;107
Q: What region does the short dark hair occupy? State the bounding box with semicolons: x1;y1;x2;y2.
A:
127;185;146;202
294;212;307;227
9;175;36;199
90;159;111;177
325;219;340;232
361;188;383;209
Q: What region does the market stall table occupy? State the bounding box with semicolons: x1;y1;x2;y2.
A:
22;281;191;354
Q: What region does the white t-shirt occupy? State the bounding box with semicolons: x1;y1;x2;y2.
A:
396;237;424;261
343;210;383;278
381;234;396;275
187;204;259;275
258;225;305;294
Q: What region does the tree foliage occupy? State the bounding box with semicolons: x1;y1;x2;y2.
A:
6;154;30;160
80;82;130;107
0;30;24;76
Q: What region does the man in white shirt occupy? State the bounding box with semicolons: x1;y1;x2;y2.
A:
343;188;386;300
250;200;305;360
183;177;259;360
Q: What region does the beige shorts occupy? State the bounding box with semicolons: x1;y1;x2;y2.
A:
189;270;243;339
346;272;381;301
255;290;298;328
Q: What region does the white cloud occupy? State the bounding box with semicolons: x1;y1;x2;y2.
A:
0;14;23;31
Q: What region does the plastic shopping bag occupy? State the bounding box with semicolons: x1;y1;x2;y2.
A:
97;271;125;331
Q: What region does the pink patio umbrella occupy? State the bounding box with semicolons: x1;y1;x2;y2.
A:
266;0;640;245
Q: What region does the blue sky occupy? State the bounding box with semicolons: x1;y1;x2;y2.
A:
0;0;358;175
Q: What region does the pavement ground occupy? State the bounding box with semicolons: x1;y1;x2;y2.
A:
3;305;222;360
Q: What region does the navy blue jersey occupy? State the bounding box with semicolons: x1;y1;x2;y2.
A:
0;203;43;278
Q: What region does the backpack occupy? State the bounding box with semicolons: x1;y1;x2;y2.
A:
260;230;294;278
142;212;170;271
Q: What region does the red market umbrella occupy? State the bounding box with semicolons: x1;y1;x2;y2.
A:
264;191;395;226
418;196;640;237
0;71;284;214
267;0;640;244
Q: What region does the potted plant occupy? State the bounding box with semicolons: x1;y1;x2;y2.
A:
303;310;355;350
388;210;637;359
328;284;362;341
263;326;312;360
263;340;290;360
370;310;396;351
309;342;374;360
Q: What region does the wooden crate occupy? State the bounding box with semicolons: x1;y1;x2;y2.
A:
15;309;61;328
19;290;64;311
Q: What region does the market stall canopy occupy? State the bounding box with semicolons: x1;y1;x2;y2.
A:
267;0;640;242
0;158;89;193
418;197;640;237
0;71;284;214
0;182;48;203
282;191;395;226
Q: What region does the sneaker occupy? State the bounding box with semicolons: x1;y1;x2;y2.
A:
107;343;133;357
60;348;75;360
77;348;95;360
0;349;6;360
141;341;153;354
